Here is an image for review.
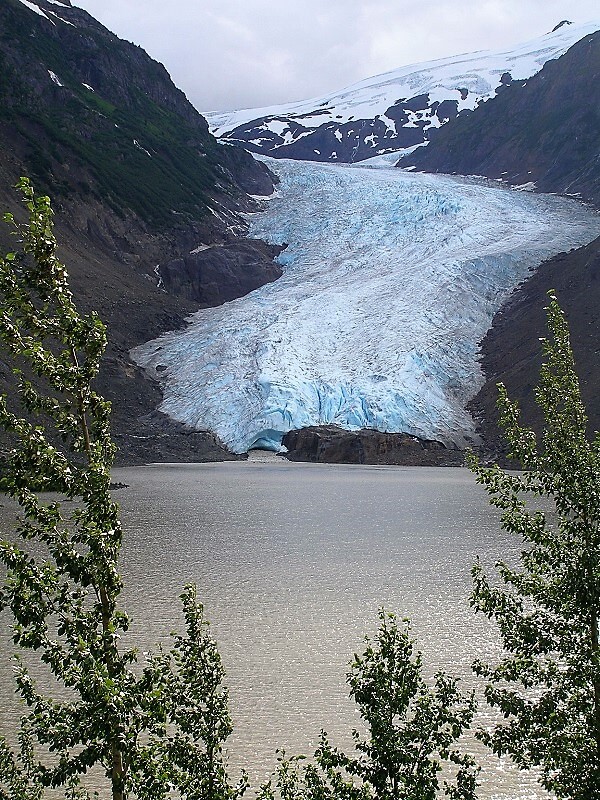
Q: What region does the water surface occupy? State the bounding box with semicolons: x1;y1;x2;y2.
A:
0;460;545;798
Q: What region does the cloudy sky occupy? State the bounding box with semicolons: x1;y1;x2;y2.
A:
75;1;598;113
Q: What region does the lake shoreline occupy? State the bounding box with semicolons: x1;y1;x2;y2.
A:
113;426;470;468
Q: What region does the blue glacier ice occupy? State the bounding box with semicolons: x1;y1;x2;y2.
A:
131;160;600;453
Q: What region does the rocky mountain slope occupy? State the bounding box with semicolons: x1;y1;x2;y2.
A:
403;29;600;207
206;20;599;164
468;240;600;459
0;0;280;463
401;29;600;456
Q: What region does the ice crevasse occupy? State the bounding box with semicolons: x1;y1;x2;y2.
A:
131;159;600;453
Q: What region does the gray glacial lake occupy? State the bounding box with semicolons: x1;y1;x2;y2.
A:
0;459;546;798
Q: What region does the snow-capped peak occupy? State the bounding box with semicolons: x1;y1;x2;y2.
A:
205;20;600;164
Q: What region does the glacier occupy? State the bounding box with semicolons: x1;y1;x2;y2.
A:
131;160;600;453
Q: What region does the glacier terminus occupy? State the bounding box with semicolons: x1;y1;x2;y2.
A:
131;160;600;453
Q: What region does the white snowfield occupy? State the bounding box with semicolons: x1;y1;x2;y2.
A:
205;20;600;142
132;161;600;453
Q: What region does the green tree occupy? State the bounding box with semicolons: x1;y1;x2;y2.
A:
0;179;241;800
468;291;600;798
131;586;247;800
165;586;246;800
261;610;478;800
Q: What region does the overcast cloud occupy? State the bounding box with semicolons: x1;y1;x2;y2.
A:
75;0;599;113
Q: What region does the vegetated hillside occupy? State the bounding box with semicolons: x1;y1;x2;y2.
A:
402;30;600;455
205;20;599;164
0;0;274;223
0;0;281;464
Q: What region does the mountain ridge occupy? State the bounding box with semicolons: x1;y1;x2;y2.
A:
402;30;600;208
206;20;600;164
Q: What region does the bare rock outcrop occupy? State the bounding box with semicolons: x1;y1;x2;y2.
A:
282;426;464;466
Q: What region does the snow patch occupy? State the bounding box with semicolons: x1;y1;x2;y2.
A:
133;139;152;158
47;8;75;25
153;265;164;291
279;129;312;146
380;115;397;135
48;70;63;86
248;191;277;201
264;119;289;136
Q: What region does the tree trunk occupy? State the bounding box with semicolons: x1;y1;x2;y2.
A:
74;346;126;798
99;584;126;799
590;606;600;764
111;744;125;800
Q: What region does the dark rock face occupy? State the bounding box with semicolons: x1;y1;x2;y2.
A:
159;240;284;305
282;426;465;466
469;236;600;459
222;93;449;163
216;141;276;197
0;0;279;465
404;31;600;208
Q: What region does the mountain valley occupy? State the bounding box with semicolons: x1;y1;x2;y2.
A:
131;159;600;457
1;2;599;463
